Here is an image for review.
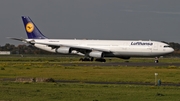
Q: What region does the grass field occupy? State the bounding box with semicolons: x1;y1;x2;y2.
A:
0;55;180;101
1;82;180;101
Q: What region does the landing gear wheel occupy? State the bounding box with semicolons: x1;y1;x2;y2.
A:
79;58;91;61
155;60;159;63
95;58;106;62
102;59;106;62
90;57;94;61
154;57;159;63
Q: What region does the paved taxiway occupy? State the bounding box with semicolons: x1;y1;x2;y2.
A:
61;62;180;67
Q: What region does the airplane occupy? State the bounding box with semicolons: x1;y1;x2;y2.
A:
9;16;174;62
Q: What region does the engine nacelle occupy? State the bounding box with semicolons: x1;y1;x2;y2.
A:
71;50;84;56
56;47;71;54
89;51;104;58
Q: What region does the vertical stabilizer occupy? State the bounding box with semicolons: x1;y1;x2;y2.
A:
22;16;47;39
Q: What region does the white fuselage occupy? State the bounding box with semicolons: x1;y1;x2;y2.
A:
27;39;174;58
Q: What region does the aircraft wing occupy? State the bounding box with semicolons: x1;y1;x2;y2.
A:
31;41;111;53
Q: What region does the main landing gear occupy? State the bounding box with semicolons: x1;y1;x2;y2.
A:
79;57;106;62
79;57;94;61
95;58;106;62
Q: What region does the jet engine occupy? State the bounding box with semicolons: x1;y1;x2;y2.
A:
89;51;104;58
56;47;71;54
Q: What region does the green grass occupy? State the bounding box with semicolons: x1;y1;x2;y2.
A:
1;62;180;83
0;82;180;101
1;55;180;101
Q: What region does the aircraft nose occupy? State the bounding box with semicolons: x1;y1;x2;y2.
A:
169;47;174;53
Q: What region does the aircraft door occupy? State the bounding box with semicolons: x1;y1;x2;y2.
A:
122;42;128;50
152;43;158;52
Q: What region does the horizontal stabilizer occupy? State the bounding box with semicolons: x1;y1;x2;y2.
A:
7;37;34;45
7;37;25;42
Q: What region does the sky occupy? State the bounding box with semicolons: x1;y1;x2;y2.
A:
0;0;180;45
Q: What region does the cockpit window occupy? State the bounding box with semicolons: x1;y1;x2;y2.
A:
164;45;171;48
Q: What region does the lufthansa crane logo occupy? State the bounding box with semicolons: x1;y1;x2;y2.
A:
26;22;34;33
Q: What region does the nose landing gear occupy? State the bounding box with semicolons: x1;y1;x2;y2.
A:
155;57;159;63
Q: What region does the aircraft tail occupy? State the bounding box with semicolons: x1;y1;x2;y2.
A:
22;16;47;39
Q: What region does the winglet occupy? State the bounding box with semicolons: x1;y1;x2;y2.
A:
22;16;47;39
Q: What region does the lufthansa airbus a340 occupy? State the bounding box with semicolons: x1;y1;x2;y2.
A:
9;16;174;62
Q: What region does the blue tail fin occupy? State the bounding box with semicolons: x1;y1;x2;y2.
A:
22;16;47;39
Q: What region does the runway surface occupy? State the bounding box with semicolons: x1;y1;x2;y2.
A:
61;62;180;67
